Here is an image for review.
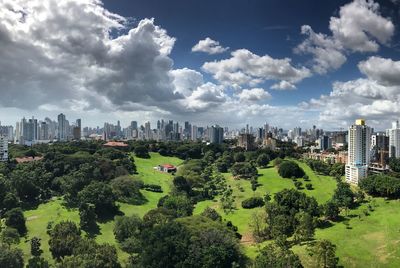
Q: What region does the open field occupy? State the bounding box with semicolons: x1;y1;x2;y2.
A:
17;154;400;267
19;152;183;264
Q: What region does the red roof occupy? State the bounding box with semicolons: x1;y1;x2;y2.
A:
15;156;43;163
162;164;176;169
103;141;128;147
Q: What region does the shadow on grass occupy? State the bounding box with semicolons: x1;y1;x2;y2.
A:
97;207;124;223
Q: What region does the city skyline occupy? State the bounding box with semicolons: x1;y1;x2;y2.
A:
1;0;400;129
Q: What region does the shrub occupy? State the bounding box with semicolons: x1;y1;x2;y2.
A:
242;197;265;209
143;184;163;193
278;161;305;179
305;183;313;190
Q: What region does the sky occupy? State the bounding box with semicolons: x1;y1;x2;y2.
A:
0;0;400;130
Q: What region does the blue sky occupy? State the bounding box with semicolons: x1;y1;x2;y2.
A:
0;0;400;130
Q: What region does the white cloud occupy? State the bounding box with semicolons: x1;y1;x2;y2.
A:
296;0;394;74
358;56;400;86
171;68;204;97
192;37;229;54
238;88;271;102
202;49;311;88
271;81;296;90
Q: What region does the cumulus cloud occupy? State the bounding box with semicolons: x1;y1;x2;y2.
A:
271;81;296;90
237;88;271;102
192;37;229;54
358;56;400;86
296;0;394;74
202;49;311;89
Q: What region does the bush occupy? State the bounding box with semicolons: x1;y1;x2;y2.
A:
294;181;302;189
305;183;313;190
278;161;305;179
143;184;163;193
242;197;265;209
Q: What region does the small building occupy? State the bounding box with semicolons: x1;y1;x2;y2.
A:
156;164;177;173
103;141;128;148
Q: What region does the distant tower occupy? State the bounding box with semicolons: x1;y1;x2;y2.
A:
58;113;67;141
387;120;400;158
345;119;372;184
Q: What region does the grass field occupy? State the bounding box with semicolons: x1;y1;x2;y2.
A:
19;152;183;264
16;154;400;267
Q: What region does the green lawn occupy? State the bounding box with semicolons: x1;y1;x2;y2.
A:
294;198;400;268
19;152;183;264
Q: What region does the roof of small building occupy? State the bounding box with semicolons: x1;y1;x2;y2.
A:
103;141;128;147
161;164;176;169
15;156;44;163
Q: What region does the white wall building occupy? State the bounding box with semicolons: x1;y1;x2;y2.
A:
345;119;372;184
0;136;8;162
387;120;400;158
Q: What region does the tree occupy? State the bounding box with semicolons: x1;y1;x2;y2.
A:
4;208;27;235
308;240;338;268
134;145;149;158
220;186;235;214
173;176;192;195
110;176;145;205
200;207;222;221
332;182;355;212
293;211;315;243
323;201;340;221
278;161;305;178
241;197;265;209
256;154;270;168
78;181;118;216
48;221;81;260
0;244;24;268
294;181;303;189
113;215;143;243
30;237;43;257
0;227;20;245
250;211;268;243
26;257;49;268
231;162;258;179
254;242;303;268
79;203;98;233
234;152;245;162
157;195;193;218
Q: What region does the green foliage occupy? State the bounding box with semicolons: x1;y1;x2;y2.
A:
4;207;27;235
157;195;194;218
293;211;315;243
220;186;235;214
265;189;319;239
200;207;222;221
48;221;81;260
78;181;118;216
294;181;303;189
332;182;355;209
143;184;163;192
323;201;340;221
305;183;313;190
27;256;49;268
231;162;258;179
241;197;265;209
278;161;305;178
79;203;98;233
359;174;400;198
234;152;246;162
110;176;146;205
0;243;24;268
254;242;303;268
30;237;43;257
0;227;20;245
389;157;400;173
256;153;270;168
173;176;192;195
307;240;338;268
134;145;150;158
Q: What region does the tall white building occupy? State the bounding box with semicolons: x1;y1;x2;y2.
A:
191;125;198;141
58;113;67;141
387;120;400;158
0;135;8;162
345;119;372;184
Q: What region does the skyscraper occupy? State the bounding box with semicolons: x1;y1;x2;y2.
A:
345;119;372;184
210;125;224;144
387;120;400;158
58;113;67;141
0;135;8;161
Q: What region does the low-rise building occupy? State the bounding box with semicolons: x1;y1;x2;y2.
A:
0;135;8;161
155;164;177;173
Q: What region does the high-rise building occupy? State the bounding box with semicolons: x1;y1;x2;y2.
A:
39;122;49;140
191;125;198;141
0;135;8;161
144;121;151;140
318;135;332;151
387;120;400;158
238;133;256;151
345;119;372;184
58;113;67;141
210;125;224;144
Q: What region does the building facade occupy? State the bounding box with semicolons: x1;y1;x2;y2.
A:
387;120;400;158
0;136;8;161
345;119;372;184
